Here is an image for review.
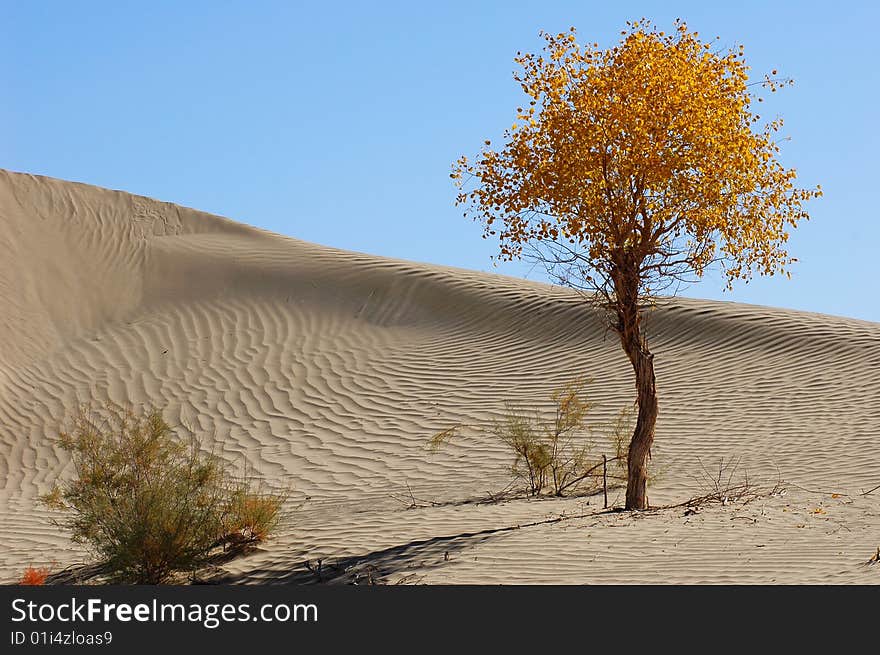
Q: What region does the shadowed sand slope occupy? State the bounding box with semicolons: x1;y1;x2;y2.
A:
1;169;878;584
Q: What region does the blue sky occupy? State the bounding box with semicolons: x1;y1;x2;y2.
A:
3;1;877;321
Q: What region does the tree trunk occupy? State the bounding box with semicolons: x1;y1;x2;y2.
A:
612;261;659;511
623;340;657;510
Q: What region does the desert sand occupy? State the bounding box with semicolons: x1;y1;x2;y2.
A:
1;168;878;584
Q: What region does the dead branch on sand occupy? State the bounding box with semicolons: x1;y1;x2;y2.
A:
389;482;443;509
663;456;786;511
860;483;880;497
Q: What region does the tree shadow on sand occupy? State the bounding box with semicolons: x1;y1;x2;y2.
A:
213;527;513;585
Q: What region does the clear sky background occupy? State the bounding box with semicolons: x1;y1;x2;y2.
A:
3;1;877;321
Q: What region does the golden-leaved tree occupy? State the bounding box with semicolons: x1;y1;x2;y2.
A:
452;20;821;509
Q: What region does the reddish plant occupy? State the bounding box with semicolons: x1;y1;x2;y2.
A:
19;566;50;585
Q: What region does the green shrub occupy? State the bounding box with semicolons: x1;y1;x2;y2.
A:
431;377;631;497
40;404;286;584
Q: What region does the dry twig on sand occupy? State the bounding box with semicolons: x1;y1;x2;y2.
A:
389;482;442;509
860;483;880;497
663;456;785;510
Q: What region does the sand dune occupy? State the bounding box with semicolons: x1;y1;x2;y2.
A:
1;169;878;584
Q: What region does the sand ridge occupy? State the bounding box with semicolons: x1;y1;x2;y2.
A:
1;169;878;583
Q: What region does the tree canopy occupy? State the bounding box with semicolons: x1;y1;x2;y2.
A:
453;19;821;299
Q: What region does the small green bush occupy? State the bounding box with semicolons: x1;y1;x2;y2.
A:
41;404;286;584
431;377;631;497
